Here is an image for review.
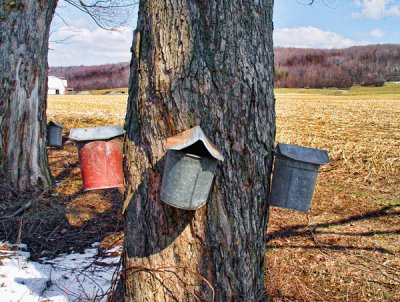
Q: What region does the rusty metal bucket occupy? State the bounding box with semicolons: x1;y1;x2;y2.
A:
69;126;125;191
269;143;330;212
77;139;123;191
160;126;224;210
47;121;64;148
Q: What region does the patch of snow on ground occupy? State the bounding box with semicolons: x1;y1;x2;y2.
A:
0;243;120;302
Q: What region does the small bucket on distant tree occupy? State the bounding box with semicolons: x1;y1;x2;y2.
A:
47;121;65;148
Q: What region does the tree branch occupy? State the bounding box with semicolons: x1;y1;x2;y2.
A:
64;0;138;30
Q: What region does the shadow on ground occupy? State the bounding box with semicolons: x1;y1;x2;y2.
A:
0;143;124;260
267;204;400;254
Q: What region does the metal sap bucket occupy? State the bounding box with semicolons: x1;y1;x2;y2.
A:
47;121;65;147
160;126;224;210
69;126;125;191
269;143;330;212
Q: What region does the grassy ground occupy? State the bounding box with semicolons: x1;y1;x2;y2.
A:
275;82;400;98
0;94;127;260
267;83;400;301
47;94;126;128
1;84;399;301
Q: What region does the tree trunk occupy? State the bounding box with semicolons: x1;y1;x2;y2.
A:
0;0;56;190
123;0;275;301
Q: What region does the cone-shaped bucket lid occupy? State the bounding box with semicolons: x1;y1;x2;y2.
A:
276;143;330;165
69;126;125;142
48;121;65;129
166;126;224;161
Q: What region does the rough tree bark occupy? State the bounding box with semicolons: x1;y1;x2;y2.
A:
123;0;275;301
0;0;57;190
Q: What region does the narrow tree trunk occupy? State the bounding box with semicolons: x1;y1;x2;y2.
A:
0;0;56;190
123;1;275;301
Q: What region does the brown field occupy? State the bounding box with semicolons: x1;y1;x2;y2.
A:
267;86;400;302
47;94;127;128
22;86;400;300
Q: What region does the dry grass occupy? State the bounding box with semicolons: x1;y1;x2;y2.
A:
266;85;400;301
46;86;399;301
88;88;129;95
0;95;128;259
47;94;127;128
3;85;399;301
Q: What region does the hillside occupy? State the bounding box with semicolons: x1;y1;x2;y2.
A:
50;62;130;91
49;44;400;90
275;44;400;88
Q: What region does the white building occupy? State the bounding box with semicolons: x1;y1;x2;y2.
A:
48;76;68;95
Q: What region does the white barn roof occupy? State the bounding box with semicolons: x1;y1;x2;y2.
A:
48;76;67;95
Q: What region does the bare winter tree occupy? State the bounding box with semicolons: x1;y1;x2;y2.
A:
123;0;275;301
0;0;136;190
0;0;58;190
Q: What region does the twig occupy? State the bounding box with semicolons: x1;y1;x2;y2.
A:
306;214;400;284
293;274;325;302
16;215;24;247
354;253;400;276
40;267;54;297
81;234;123;271
123;265;215;301
376;266;400;284
104;255;123;301
4;201;33;219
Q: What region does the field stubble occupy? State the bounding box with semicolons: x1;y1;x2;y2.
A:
267;91;400;302
47;94;127;128
45;89;400;301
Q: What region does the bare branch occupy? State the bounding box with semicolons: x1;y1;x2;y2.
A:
297;0;338;7
49;12;80;48
54;12;81;33
49;34;78;46
64;0;138;30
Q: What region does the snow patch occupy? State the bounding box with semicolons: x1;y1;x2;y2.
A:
0;243;120;301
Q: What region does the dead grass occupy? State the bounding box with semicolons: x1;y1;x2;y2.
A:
89;88;129;95
266;89;400;301
47;94;127;128
47;88;399;301
0;96;128;260
66;193;113;227
1;86;399;301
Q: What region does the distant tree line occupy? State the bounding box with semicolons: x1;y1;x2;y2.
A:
50;62;129;90
50;44;400;90
275;44;400;88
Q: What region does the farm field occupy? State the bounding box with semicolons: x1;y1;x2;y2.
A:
47;94;127;128
1;85;398;301
267;85;400;301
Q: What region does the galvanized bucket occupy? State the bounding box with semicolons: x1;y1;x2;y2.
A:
269;143;330;212
160;126;223;210
69;126;125;142
47;121;65;147
69;126;125;191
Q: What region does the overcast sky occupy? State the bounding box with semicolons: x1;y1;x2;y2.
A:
48;0;400;67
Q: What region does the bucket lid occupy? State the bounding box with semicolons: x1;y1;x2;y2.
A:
69;126;125;141
276;143;330;165
166;126;224;161
48;121;65;129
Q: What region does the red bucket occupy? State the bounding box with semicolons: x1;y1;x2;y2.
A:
77;138;123;191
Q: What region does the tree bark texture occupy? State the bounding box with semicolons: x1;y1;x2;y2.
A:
0;0;56;190
124;1;275;301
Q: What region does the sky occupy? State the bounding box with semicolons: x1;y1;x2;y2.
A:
48;0;400;67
